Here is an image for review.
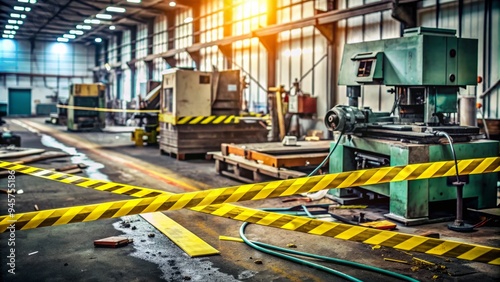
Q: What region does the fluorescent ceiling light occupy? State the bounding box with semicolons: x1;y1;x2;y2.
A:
14;6;25;11
10;13;20;18
184;17;193;23
18;0;29;2
30;0;37;3
70;30;84;35
95;38;102;43
96;14;112;20
169;1;176;7
84;19;100;24
106;7;126;13
57;37;69;42
63;34;75;39
9;35;14;38
2;34;9;38
8;20;23;24
127;0;141;3
77;25;92;30
4;30;16;34
109;25;116;30
6;25;19;30
21;14;26;18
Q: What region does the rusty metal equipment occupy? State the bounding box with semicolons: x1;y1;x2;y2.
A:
67;83;106;131
159;68;268;158
327;27;499;225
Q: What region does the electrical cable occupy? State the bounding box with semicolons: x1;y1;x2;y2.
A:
473;217;492;228
239;221;419;282
308;129;345;177
435;131;460;183
305;129;344;200
239;222;361;282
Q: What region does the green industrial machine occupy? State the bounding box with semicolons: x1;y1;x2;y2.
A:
67;83;106;131
327;27;499;226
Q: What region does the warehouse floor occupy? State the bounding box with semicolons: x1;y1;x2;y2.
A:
1;117;499;282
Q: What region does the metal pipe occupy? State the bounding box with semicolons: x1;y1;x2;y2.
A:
479;79;500;99
458;0;463;37
436;0;440;27
454;182;464;225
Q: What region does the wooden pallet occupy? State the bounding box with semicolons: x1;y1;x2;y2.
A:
221;141;331;168
159;148;209;161
212;152;308;183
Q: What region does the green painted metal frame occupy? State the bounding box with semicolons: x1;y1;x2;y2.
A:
329;136;499;223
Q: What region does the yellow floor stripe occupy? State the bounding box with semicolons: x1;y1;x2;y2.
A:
140;212;219;257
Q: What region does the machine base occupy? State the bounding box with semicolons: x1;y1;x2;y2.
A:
384;213;455;226
447;222;475;232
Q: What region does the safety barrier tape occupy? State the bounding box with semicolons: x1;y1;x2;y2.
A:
57;104;160;113
1;157;498;231
194;204;500;265
1;157;499;264
246;112;270;119
159;113;240;125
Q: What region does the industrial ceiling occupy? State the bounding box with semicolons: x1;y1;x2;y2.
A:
0;0;193;44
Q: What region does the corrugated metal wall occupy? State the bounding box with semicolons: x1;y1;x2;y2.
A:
335;0;401;113
100;0;498;120
0;39;95;114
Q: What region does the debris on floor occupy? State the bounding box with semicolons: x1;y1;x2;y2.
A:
384;257;410;264
94;236;133;248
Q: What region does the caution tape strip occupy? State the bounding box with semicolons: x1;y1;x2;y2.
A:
1;158;499;264
1;157;499;231
159;113;240;125
57;104;160;113
192;204;500;265
1;157;498;203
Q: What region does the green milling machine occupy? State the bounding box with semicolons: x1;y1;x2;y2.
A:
326;27;499;226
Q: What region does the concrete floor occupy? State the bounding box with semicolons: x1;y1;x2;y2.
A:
0;117;499;282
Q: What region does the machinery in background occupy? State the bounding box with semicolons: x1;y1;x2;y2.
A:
131;81;161;146
326;27;499;226
0;102;21;147
47;99;68;126
268;79;318;141
159;68;268;158
67;83;106;131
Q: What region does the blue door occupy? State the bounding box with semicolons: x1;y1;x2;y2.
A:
8;89;31;116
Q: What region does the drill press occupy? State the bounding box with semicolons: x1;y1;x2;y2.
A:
326;27;499;225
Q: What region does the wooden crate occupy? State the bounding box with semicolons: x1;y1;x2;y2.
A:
221;141;331;168
212;152;307;183
159;122;268;159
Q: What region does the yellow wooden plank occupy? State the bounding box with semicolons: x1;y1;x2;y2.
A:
140;212;220;257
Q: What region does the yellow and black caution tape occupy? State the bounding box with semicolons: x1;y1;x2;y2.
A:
1;157;500;264
192;204;500;265
1;157;499;231
159;113;240;125
57;104;160;113
1;157;498;202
